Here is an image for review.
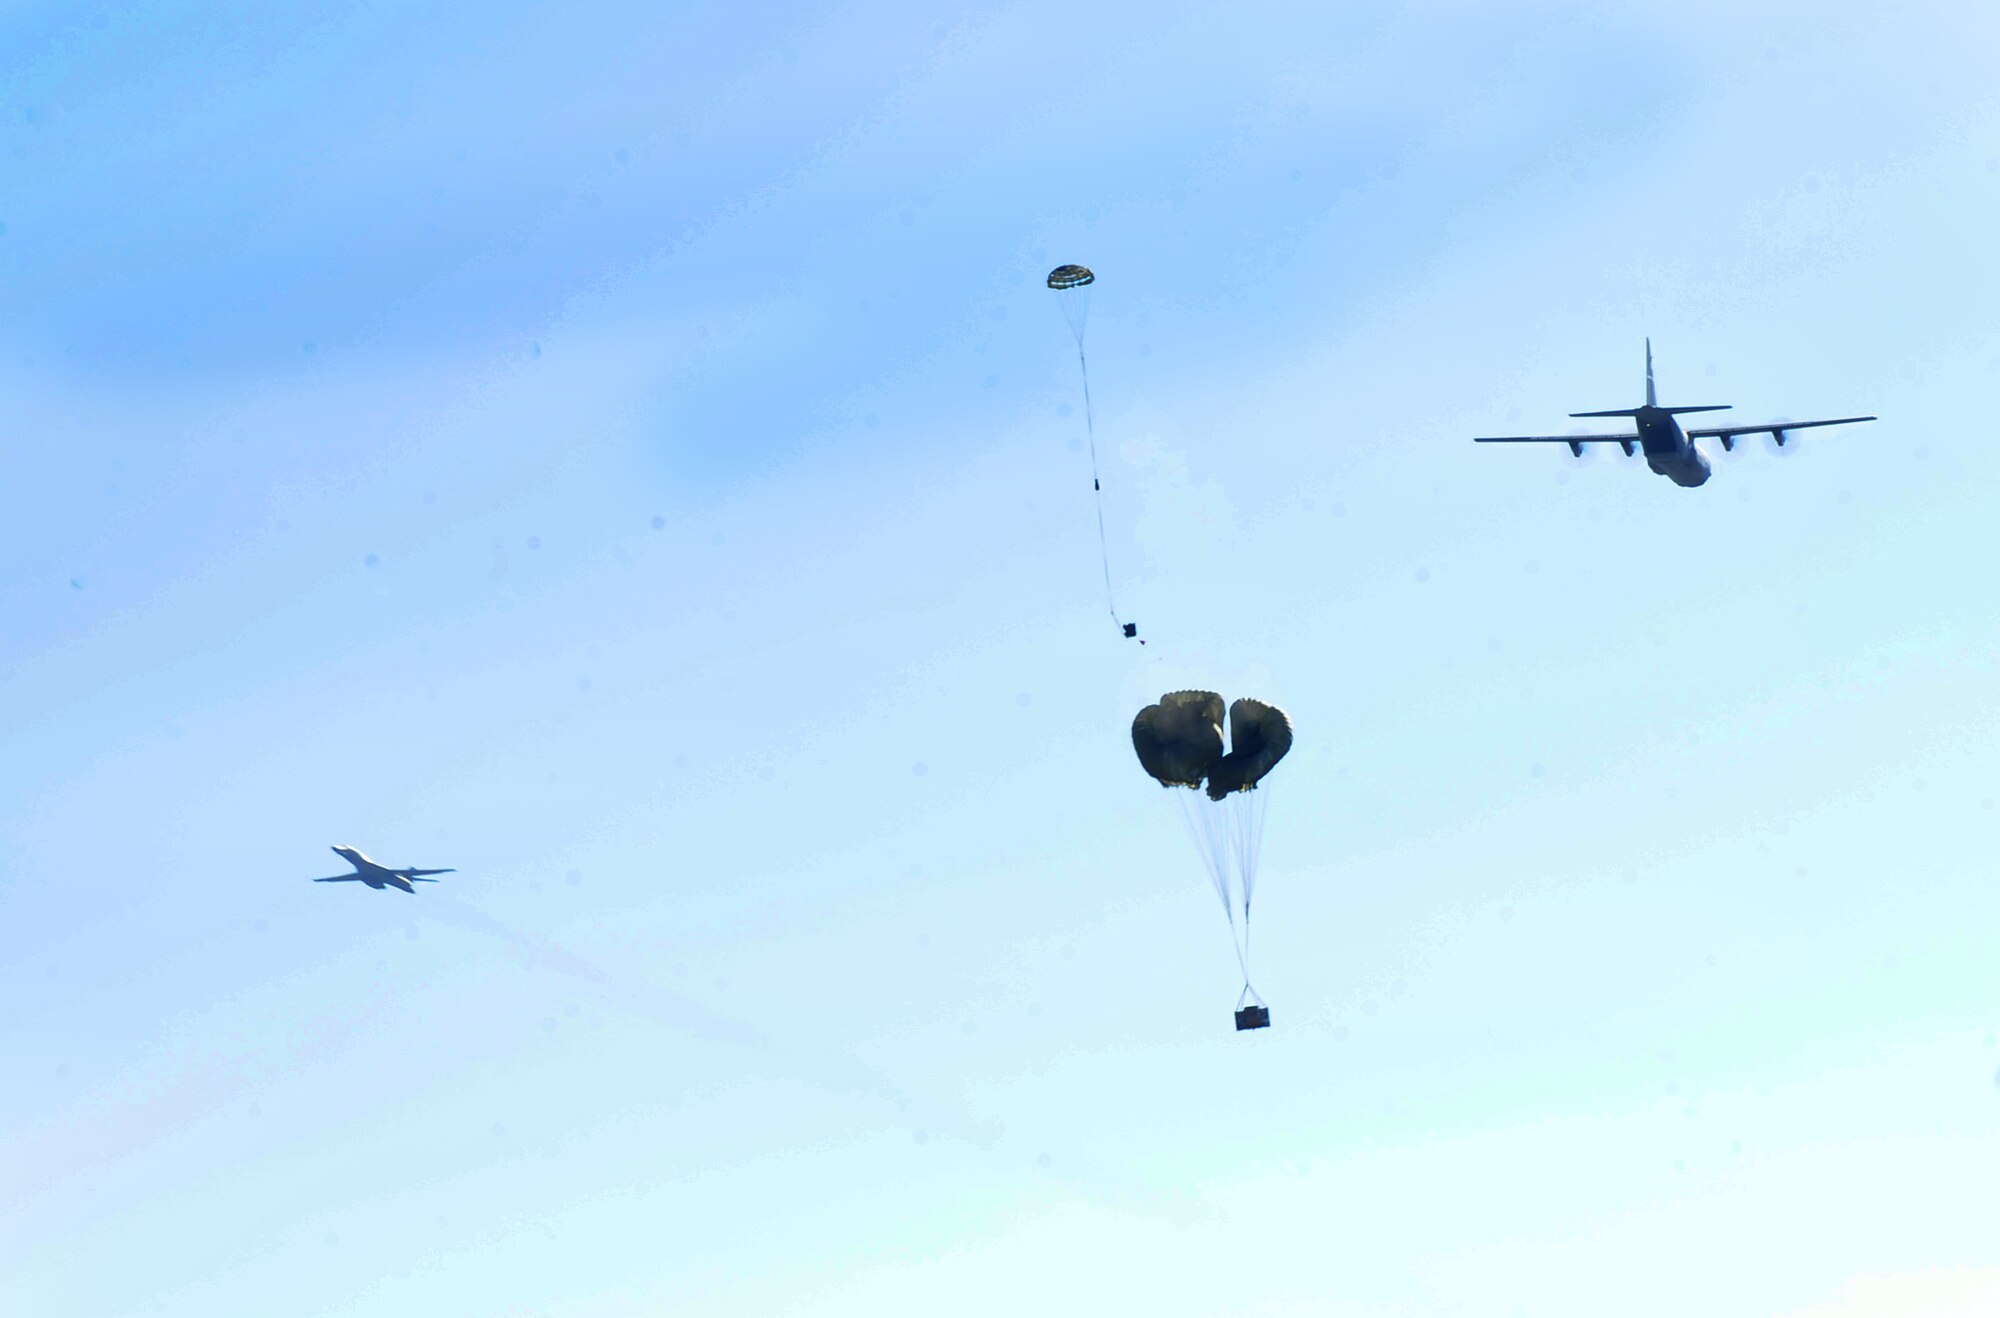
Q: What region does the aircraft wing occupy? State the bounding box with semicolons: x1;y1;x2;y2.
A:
1685;416;1876;441
395;868;455;877
312;875;363;882
1474;433;1635;443
1474;432;1638;457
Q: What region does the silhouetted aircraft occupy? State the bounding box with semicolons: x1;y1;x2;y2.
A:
311;845;453;894
1475;341;1875;486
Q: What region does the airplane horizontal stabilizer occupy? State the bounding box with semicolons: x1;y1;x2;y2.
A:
1568;405;1731;418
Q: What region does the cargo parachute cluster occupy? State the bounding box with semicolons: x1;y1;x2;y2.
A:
1132;692;1293;1028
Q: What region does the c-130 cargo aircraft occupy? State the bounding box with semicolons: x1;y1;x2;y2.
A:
1475;340;1875;487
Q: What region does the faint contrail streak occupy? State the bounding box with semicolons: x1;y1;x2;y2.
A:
414;894;1211;1224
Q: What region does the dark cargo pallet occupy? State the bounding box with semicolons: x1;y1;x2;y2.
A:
1234;1005;1271;1031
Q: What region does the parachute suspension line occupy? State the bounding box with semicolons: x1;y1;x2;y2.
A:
1175;791;1252;991
1175;791;1232;920
1072;343;1133;640
1048;263;1137;643
1078;347;1119;623
1230;788;1269;922
1227;788;1270;1005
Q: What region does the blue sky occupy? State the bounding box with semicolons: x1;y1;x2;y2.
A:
4;2;1999;1314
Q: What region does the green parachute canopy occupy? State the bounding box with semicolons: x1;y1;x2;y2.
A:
1207;699;1294;800
1131;690;1225;788
1047;263;1095;345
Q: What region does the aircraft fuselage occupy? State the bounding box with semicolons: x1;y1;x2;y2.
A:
1630;407;1711;487
332;845;416;892
312;845;450;894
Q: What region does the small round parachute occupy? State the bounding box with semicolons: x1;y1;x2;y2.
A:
1046;261;1132;640
1047;263;1095;345
1132;691;1294;1025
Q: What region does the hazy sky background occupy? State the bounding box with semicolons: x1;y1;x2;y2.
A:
5;2;1999;1314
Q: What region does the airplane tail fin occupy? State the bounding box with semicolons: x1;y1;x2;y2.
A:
1573;344;1729;418
1566;341;1730;417
1636;341;1730;414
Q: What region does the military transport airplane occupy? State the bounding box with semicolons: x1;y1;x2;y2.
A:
311;845;454;894
1475;341;1875;487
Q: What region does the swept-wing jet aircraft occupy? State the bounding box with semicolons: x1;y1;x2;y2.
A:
1475;341;1875;486
311;845;454;894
